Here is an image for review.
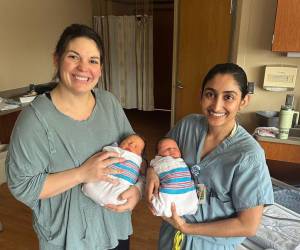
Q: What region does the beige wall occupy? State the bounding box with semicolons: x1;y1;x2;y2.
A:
0;0;92;92
233;0;300;132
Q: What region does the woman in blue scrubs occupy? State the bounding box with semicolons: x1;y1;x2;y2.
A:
146;63;274;250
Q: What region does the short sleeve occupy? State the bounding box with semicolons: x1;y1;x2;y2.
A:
231;152;274;211
113;99;133;137
97;90;133;138
6;108;50;209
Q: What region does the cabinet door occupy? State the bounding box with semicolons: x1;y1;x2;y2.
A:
272;0;300;52
0;111;21;144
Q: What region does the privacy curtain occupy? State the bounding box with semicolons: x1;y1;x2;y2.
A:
94;15;154;111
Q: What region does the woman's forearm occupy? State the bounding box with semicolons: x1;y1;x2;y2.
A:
182;217;254;237
39;167;83;199
180;206;263;237
39;151;125;199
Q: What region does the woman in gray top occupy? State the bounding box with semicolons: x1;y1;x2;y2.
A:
146;63;274;250
6;24;142;250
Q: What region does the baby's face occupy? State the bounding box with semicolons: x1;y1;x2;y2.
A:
158;139;181;158
119;135;145;155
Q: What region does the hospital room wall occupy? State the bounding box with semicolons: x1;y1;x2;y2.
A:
0;0;92;92
231;0;300;185
232;0;300;133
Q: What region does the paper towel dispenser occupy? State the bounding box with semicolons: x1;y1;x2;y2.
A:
263;65;298;91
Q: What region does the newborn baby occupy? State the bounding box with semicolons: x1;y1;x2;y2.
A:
82;134;145;206
150;137;198;217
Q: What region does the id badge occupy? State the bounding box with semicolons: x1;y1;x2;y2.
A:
196;184;206;204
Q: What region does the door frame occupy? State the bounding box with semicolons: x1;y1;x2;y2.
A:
170;0;179;127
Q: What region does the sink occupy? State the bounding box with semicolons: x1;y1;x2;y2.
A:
289;127;300;138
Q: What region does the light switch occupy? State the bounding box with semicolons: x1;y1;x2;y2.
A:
247;82;255;94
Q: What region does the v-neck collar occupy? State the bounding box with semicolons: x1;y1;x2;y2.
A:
196;119;238;164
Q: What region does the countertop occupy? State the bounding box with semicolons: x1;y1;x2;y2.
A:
256;135;300;146
0;82;57;117
0;106;23;116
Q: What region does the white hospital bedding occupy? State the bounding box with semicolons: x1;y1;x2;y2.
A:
241;203;300;250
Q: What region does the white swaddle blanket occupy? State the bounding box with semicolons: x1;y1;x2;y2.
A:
82;146;142;206
150;156;198;217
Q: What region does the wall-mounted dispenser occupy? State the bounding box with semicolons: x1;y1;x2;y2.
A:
263;65;298;91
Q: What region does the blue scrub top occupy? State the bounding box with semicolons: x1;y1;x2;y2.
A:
159;114;274;250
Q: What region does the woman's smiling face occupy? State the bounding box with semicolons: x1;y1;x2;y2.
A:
201;73;248;130
56;37;102;95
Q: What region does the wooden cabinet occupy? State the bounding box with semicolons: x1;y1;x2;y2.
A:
258;139;300;164
0;110;21;144
256;136;300;185
272;0;300;52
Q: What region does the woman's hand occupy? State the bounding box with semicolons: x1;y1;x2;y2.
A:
105;185;140;212
163;203;187;233
145;167;160;214
39;151;124;199
79;151;124;184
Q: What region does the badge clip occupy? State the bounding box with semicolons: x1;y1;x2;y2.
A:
197;183;206;204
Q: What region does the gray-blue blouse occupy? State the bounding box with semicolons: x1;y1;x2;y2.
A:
6;89;134;250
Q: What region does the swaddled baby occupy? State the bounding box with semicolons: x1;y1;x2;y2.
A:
82;134;145;206
150;138;198;217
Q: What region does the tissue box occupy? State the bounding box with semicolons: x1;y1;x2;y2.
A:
19;95;36;104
